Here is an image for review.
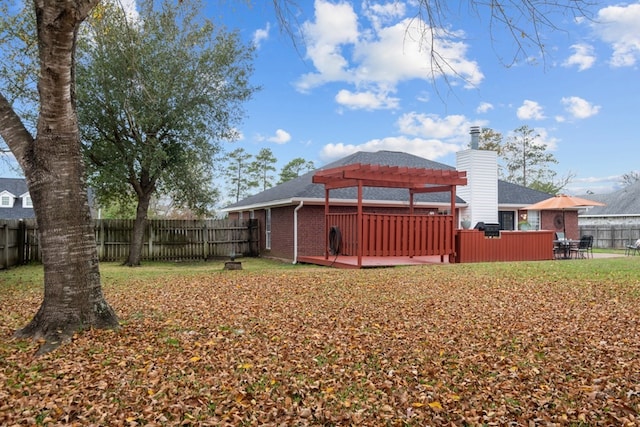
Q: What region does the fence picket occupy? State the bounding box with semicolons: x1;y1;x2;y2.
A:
0;218;259;268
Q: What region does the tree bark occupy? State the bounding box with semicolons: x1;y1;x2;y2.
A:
1;0;118;354
125;190;152;266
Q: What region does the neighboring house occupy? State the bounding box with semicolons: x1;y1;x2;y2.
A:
222;149;553;262
0;177;35;220
579;181;640;226
578;181;640;247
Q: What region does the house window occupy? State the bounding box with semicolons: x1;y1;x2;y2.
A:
22;195;33;208
249;210;255;219
498;211;515;230
265;208;271;250
238;211;244;220
0;193;14;208
527;210;540;230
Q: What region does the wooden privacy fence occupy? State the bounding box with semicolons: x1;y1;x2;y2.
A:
579;224;640;249
0;218;259;269
95;219;259;262
0;219;36;270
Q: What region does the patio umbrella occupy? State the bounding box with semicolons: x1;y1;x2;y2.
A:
524;194;605;236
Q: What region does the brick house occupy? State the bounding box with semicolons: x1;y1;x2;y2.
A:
222;149;554;262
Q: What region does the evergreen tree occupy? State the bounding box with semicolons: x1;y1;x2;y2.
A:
279;158;315;183
248;148;277;191
225;148;254;202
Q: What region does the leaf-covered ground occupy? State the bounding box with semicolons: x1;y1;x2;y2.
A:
1;260;640;426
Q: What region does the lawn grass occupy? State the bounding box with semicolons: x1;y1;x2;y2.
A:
1;257;639;425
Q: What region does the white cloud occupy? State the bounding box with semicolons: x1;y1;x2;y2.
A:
253;23;270;48
319;136;461;162
319;111;488;161
561;96;601;119
532;128;559;151
295;0;483;107
396;112;474;140
517;100;545;120
565;175;624;195
593;3;640;67
267;129;291;144
563;43;596;71
476;102;494;114
296;0;359;92
362;0;406;30
335;89;399;110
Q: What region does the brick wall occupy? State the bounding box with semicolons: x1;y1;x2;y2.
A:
230;204;445;261
540;210;578;240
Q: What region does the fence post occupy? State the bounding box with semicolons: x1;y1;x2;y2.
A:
99;219;105;260
148;221;154;261
203;221;208;260
1;222;8;269
17;220;26;264
248;219;259;257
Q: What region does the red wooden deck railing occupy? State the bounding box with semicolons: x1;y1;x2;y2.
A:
326;213;454;258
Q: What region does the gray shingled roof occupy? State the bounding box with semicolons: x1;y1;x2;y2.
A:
0;177;35;220
579;181;640;216
497;180;553;205
225;150;552;210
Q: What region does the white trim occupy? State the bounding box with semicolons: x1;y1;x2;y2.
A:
220;197;466;213
21;193;33;208
292;201;304;264
0;191;15;208
265;208;272;250
580;214;640;218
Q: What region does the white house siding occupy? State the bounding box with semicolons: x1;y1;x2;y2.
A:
456;149;498;226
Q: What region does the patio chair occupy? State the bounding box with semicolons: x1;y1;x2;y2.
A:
570;235;592;259
553;232;568;259
584;235;594;258
626;239;640;256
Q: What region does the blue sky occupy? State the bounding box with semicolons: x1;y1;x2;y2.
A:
2;0;639;196
216;0;639;196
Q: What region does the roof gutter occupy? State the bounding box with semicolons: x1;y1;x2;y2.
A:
292;201;304;264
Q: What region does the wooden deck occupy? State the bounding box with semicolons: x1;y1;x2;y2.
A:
297;255;449;269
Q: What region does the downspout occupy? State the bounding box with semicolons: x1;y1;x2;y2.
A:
292;201;304;264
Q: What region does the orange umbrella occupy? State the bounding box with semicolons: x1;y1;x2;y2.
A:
524;194;605;235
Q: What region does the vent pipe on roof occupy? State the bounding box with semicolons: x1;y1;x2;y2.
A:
470;126;480;149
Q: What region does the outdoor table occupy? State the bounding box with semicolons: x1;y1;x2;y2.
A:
553;239;579;259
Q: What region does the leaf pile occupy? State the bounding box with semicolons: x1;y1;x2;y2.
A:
1;261;640;426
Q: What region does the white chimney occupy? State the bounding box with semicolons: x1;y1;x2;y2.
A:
470;126;480;149
456;127;498;226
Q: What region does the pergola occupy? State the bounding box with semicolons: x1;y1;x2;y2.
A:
312;163;468;267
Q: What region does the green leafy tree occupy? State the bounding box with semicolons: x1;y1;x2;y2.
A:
248;148;277;191
529;170;575;195
279;157;315;183
76;0;257;266
502;125;558;188
477;128;503;153
98;196;138;219
225;148;254;202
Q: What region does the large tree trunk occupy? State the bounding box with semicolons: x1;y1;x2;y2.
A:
125;190;152;266
1;1;118;354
